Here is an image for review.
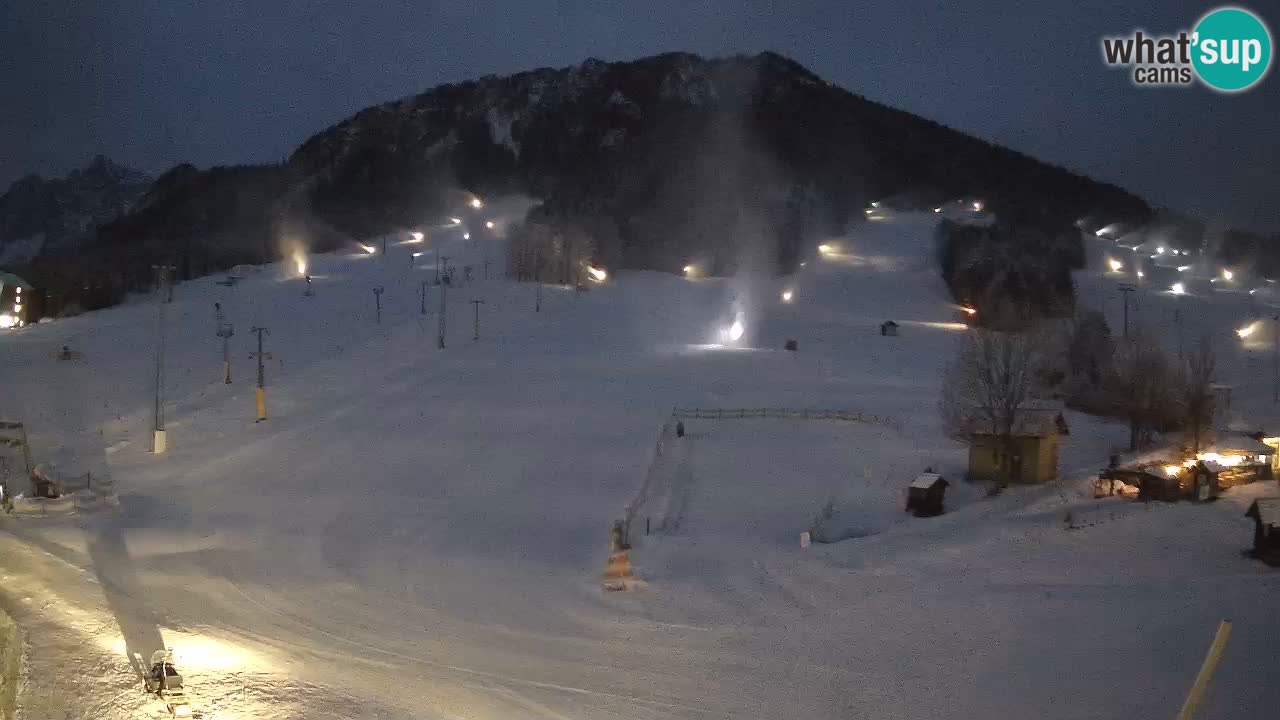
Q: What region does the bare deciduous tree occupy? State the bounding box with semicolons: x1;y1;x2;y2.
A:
1180;335;1216;456
1108;332;1181;451
940;322;1046;484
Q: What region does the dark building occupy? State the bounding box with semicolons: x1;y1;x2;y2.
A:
1245;499;1280;566
0;272;33;328
905;473;948;517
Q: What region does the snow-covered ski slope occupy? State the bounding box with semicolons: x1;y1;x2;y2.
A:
1;210;1277;719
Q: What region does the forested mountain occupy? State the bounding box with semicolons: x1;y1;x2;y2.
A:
0;156;151;266
17;52;1158;316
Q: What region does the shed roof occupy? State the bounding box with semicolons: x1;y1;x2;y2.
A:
963;406;1060;437
1248;498;1280;528
910;472;946;489
1212;435;1272;455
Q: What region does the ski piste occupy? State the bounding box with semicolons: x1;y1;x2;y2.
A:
133;650;198;718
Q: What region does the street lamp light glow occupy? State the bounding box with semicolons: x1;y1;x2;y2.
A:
449;218;461;225
360;244;376;254
1170;282;1186;295
1137;270;1145;278
1222;269;1234;281
1237;322;1258;339
818;244;833;255
410;231;424;242
470;197;483;209
485;220;495;229
781;289;794;302
587;266;607;282
463;232;470;240
1108;258;1123;272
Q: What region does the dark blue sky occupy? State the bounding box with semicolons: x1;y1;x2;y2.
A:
2;0;1276;233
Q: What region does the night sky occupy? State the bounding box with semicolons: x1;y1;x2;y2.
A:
2;0;1276;233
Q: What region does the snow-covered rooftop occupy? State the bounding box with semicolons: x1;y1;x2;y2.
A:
910;472;945;489
1252;498;1280;528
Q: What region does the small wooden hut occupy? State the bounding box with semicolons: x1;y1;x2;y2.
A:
905;473;948;517
1245;498;1280;566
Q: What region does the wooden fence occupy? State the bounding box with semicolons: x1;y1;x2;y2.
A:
671;407;903;432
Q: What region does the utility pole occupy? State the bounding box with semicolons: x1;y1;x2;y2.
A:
215;302;233;384
372;286;384;324
1117;283;1135;339
1273;315;1279;403
420;280;429;315
535;255;543;312
471;299;486;341
437;281;447;349
152;266;168;453
1175;307;1184;363
250;326;269;422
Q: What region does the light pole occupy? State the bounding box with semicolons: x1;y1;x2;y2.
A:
250;327;269;422
372;286;384;324
535;255;543;312
1175;307;1184;363
1273;315;1279;403
1117;283;1135;339
420;280;429;315
471;299;486;341
152;266;168;453
437;281;447;349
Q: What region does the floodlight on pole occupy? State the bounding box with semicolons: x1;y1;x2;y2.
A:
151;265;170;453
1117;283;1136;339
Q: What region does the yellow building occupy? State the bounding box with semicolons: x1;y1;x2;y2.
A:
965;408;1060;484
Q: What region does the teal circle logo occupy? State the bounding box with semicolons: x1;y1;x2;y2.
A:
1192;7;1272;92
